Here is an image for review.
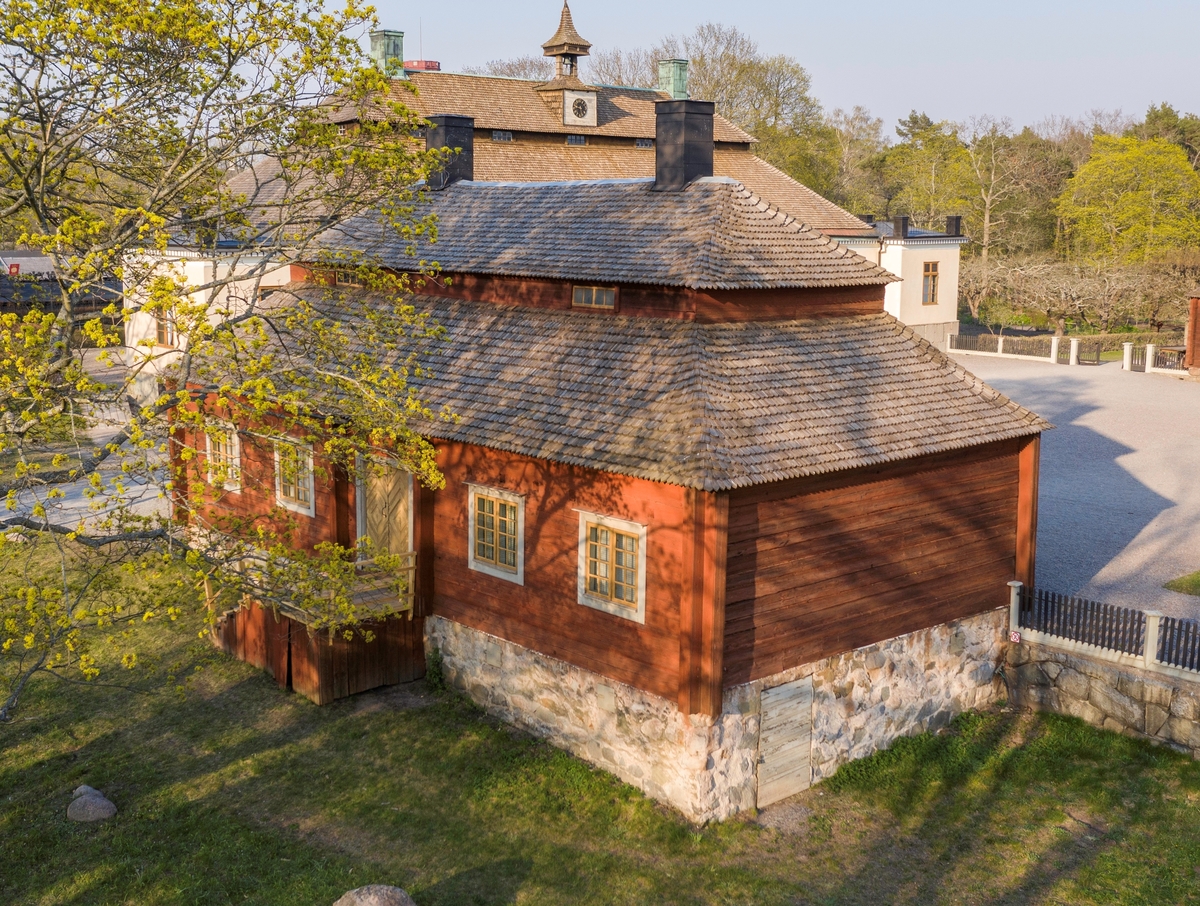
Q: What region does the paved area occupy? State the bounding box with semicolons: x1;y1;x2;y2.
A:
952;353;1200;619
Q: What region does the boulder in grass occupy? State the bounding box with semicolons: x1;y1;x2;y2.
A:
67;788;117;822
333;885;417;906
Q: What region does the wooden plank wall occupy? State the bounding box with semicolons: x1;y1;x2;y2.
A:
213;603;424;706
406;271;884;322
429;441;689;702
723;438;1026;684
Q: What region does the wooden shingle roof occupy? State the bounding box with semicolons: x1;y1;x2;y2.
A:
284;288;1049;491
331;72;756;143
467;142;875;236
323;177;894;290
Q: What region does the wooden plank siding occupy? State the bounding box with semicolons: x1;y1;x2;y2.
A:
428;441;690;703
213;601;424;705
723;438;1025;684
385;271;885;323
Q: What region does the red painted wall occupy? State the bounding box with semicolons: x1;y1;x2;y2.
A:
400;271;884;322
426;440;690;701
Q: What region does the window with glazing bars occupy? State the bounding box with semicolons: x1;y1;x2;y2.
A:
585;523;639;607
155;311;177;346
572;285;616;309
276;442;313;510
207;425;240;488
922;261;939;305
475;494;518;571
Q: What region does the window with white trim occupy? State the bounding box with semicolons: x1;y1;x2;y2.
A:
274;440;315;516
155;310;177;346
205;422;241;492
467;484;524;585
576;511;647;624
922;261;939;306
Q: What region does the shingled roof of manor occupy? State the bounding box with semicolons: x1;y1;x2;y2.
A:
281;286;1049;490
322;177;895;290
327;71;756;144
467;142;877;237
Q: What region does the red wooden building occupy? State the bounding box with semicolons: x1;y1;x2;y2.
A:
186;101;1048;819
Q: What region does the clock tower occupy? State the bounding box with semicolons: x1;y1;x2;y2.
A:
537;2;597;128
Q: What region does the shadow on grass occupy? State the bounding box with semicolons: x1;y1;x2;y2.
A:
418;858;533;905
809;708;1179;905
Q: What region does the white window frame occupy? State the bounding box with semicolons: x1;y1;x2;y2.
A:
467;483;525;586
576;510;648;624
205;421;241;492
273;440;315;517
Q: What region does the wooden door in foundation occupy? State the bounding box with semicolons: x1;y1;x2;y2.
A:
757;675;814;807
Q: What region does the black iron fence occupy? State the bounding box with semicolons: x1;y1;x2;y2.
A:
949;334;1000;354
1159;617;1200;671
1017;585;1200;675
1018;586;1144;655
1003;336;1053;358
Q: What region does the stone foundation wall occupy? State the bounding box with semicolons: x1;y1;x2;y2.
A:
1008;643;1200;755
425;608;1007;822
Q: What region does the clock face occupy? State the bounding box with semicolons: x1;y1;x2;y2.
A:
572;98;589;119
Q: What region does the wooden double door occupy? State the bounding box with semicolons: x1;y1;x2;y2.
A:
358;459;414;557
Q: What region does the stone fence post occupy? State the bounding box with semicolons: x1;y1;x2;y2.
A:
1144;611;1163;670
1146;343;1158;372
997;335;1005;355
1008;580;1023;632
1050;336;1061;363
1122;342;1133;371
1069;337;1080;366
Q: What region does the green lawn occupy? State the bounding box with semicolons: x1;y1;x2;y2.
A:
7;611;1200;905
1165;571;1200;596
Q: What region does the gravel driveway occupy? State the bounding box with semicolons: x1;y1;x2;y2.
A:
952;353;1200;619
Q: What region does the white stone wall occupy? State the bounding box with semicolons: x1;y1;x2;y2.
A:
425;607;1007;822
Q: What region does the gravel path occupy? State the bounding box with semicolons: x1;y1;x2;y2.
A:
952;353;1200;619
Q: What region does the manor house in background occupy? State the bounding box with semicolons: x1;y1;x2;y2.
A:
342;3;963;346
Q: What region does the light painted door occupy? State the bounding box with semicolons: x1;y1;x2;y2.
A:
360;461;413;556
757;675;814;807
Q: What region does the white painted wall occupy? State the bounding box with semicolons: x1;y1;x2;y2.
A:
841;237;963;327
123;251;300;372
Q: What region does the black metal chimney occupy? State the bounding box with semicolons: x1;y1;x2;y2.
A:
426;114;474;188
856;213;875;225
945;215;963;237
892;215;910;240
654;99;714;191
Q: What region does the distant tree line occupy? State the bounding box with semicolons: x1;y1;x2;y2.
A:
476;24;1200;334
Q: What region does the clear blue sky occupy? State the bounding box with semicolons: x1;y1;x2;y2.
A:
372;0;1200;135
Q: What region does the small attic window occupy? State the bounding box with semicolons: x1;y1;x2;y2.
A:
491;130;514;143
635;138;653;150
573;286;616;310
566;134;587;146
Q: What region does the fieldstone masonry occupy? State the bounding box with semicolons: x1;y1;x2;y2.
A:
426;608;1008;822
1009;643;1200;754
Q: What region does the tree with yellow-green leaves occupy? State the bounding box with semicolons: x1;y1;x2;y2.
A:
1056;136;1200;265
0;0;453;719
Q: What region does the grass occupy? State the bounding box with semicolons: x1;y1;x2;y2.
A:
1165;571;1200;596
8;611;1200;905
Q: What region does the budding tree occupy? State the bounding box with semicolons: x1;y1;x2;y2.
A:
0;0;449;718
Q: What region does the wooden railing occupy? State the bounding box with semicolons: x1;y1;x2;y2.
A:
351;552;417;619
1154;348;1187;372
1008;581;1200;682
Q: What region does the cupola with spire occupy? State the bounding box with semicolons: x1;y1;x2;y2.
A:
537;2;598;128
